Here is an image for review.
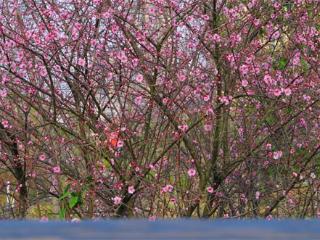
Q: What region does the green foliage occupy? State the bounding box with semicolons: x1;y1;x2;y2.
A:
265;112;277;126
58;183;83;219
283;2;293;11
69;195;80;209
59;184;71;201
286;106;293;115
146;170;156;180
177;175;189;189
59;208;66;220
103;159;111;170
274;57;288;71
300;58;309;73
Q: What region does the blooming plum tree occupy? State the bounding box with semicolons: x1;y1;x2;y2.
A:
0;0;319;219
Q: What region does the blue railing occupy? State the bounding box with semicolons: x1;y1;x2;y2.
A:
0;219;319;239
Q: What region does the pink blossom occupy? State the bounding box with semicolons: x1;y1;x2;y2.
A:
162;97;170;105
78;58;85;67
273;151;283;160
135;74;144;83
102;10;113;19
241;80;248;87
1;120;9;128
128;185;135;194
253;18;260;26
263;74;273;85
135;96;143;105
203;95;210;102
162;184;173;193
52;166;61;174
149;7;156;14
113;196;122;205
248;0;257;8
212;33;221;42
39;154;46;161
117;140;124;148
149;164;155;170
204;124;212;132
273;88;282;97
299;118;307;128
292;53;300;66
39;66;47;77
247;89;255;95
272;30;280;40
111;24;119;33
255;191;261;200
207;186;214;193
202;15;209;21
206;108;214;115
273;2;281;10
239;65;249;75
117;51;128;63
132;58;139;67
177;73;186;82
178;124;188;132
219;96;233;105
303;95;311;102
226;54;235;64
0;89;7;98
230;33;242;46
187;168;196;177
283;88;292;96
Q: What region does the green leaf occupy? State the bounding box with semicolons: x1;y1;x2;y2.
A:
59;208;66;220
178;175;189;189
301;58;309;73
146;170;155;179
286;107;293;115
59;192;70;201
86;175;93;183
283;2;293;11
59;184;71;201
103;159;111;169
69;195;79;209
64;184;71;194
265;112;277;126
277;57;288;70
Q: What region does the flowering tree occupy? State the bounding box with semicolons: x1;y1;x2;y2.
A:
0;0;319;219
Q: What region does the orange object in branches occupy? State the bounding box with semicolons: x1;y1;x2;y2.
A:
110;138;118;148
108;131;120;148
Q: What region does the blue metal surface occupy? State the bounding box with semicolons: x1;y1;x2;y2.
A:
0;219;319;239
